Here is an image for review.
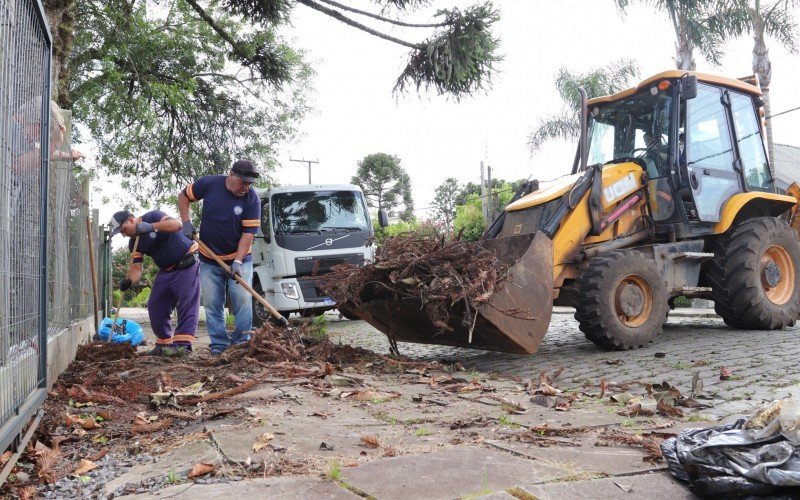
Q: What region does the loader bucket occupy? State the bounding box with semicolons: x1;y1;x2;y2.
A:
352;232;554;354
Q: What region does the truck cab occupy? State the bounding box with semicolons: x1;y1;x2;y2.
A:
251;184;376;325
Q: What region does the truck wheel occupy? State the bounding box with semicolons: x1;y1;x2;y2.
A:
574;250;669;350
706;217;800;329
252;281;280;327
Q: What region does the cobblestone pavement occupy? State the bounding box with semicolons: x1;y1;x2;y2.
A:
327;312;800;420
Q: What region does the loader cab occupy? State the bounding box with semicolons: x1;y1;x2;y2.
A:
586;71;773;238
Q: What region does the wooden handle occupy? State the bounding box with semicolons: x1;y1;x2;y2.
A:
109;235;140;340
193;235;288;325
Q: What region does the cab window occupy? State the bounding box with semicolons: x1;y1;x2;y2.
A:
729;91;771;191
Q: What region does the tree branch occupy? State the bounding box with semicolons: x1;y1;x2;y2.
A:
182;0;254;63
315;0;447;28
296;0;422;49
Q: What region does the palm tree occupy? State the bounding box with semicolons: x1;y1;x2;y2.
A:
528;60;640;153
708;0;799;171
614;0;724;70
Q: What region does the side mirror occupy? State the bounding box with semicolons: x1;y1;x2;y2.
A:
682;75;698;100
378;209;389;228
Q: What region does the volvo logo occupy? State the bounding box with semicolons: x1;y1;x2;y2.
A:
325;238;333;246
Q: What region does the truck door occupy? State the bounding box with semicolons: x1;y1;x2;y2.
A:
685;83;741;222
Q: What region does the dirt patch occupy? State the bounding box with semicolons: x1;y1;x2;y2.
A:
75;342;137;362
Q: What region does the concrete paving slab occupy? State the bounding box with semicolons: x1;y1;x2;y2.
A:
475;492;517;499
210;419;401;463
484;440;664;476
125;476;359;499
518;471;698;499
506;407;626;429
340;446;568;500
104;441;219;494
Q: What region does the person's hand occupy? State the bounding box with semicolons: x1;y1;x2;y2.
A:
182;221;196;239
69;149;85;161
136;221;154;234
230;260;242;280
119;278;132;291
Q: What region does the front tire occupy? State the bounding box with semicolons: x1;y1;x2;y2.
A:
706;217;800;329
574;250;669;350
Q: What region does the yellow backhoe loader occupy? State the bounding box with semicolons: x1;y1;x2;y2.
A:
354;70;800;354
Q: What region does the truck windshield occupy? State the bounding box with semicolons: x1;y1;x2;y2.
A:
272;190;370;234
587;86;673;179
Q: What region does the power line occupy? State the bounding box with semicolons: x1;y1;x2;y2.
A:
289;158;319;184
767;105;800;119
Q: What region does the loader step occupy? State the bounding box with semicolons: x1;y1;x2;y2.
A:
670;252;714;260
680;286;712;296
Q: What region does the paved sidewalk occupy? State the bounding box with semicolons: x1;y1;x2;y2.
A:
93;308;723;499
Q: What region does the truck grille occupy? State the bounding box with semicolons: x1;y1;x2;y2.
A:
294;253;365;278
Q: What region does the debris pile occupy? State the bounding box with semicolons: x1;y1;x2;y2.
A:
319;234;509;332
74;342;136;362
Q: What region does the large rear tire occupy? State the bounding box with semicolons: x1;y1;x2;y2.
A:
574;250;669;350
706;217;800;329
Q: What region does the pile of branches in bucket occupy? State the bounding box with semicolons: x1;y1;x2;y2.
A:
317;233;509;333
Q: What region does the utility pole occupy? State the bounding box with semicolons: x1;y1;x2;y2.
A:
480;161;488;223
487;165;494;221
290;158;319;184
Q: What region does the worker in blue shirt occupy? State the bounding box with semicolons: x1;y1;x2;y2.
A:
178;159;261;355
109;209;200;354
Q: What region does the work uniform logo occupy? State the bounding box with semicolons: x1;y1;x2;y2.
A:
233;206;243;216
150;232;157;239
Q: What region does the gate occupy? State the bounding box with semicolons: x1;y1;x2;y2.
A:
0;0;52;459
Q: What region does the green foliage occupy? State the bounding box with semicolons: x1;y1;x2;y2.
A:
225;313;235;330
394;3;502;100
614;0;726;69
453;194;486;241
111;245;159;302
352;153;414;221
311;314;329;335
431;177;461;234
130;287;152;307
69;0;311;203
528;60;640;152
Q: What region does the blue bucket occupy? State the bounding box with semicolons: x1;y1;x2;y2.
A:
98;317;144;346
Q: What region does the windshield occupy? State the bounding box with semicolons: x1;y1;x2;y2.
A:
587;86;673;179
272;190;370;234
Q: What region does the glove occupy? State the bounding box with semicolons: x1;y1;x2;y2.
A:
230;260;242;279
119;278;132;291
182;221;196;239
136;221;154;234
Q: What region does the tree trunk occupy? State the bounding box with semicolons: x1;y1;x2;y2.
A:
751;5;775;177
43;0;77;107
674;12;696;70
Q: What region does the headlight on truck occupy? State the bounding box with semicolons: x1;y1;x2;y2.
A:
281;282;299;300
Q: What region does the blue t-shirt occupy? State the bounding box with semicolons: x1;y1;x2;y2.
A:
185;175;260;265
129;210;196;270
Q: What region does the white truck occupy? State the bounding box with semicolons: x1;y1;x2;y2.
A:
251;184;381;325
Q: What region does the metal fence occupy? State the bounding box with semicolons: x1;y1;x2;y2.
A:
0;1;105;458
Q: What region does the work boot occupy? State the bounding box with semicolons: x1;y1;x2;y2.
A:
146;346;169;356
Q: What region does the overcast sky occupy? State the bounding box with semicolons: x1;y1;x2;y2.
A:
93;0;800;229
273;0;800;217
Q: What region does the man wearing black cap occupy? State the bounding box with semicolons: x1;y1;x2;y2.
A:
109;209;200;354
177;159;261;355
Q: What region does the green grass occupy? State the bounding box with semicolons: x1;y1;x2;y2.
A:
166;470;181;484
327;460;342;481
621;418;637;428
415;427;432;437
672;361;690;370
687;414;713;422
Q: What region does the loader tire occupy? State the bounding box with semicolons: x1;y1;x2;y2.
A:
574;250;669;350
706;217;800;329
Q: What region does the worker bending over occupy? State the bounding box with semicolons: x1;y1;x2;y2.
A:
109;209;200;355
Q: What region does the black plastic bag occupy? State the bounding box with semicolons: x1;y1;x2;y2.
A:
661;418;800;497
